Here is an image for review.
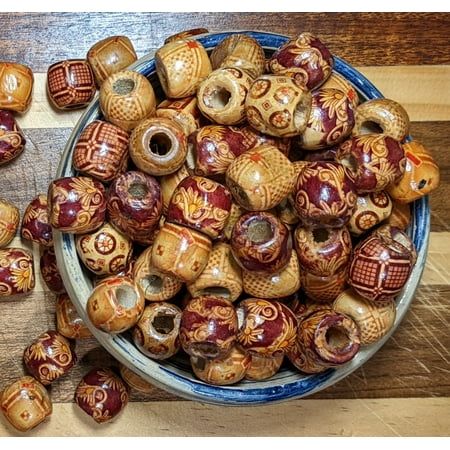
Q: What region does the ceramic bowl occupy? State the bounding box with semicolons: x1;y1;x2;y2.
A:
54;31;430;405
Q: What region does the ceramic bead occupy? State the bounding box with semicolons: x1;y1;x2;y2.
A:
40;247;65;294
210;33;266;79
0;376;52;432
300;267;348;303
187;242;243;302
160;165;189;214
268;32;333;90
23;330;76;385
387;140;440;203
336;134;406;193
0;62;34;113
236;298;297;357
333;289;396;345
0;197;19;248
75;368;129;424
245;74;312;137
349;225;416;302
226;145;296;211
129;117;187;176
47;59;95;110
0;248;34;297
386;201;411;230
0;110;26;165
119;364;154;394
288;308;360;374
319;72;359;109
56;293;92;339
164;28;209;44
21;194;52;246
155;38;212;98
151;222;212;283
353;98;410;142
245;353;284;381
180;295;238;359
221;202;244;241
86;276;145;334
99;70;156;131
133;302;182;360
87;36;138;86
191;345;251;386
231;211;292;274
156;96;202;136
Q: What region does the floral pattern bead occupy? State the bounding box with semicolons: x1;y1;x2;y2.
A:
0;247;35;297
21;194;53;246
40;246;65;294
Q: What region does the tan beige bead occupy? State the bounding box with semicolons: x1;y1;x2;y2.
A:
156;96;202;136
0;198;19;248
385;200;411;230
119;364;154;394
300;267;347;304
221;202;244;241
160;165;189;215
245;353;284;381
56;293;93;339
319;72;359;109
0;62;34;113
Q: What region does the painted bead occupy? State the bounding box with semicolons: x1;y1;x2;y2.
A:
236;298;297;357
56;293;92;339
245;353;284;381
23;330;76;385
333;289;396;345
0;197;19;248
288;308;360;374
226;145;296;211
21;194;52;246
151;222;212;283
0;110;26;165
155;38;212;98
160;165;189;215
86;276;145;334
180;296;238;359
0;248;34;297
40;247;65;294
191;345;251;385
164;28;209;44
387;140;440;203
221;202;244;241
300;267;348;304
268;32;333;90
87;35;138;86
319;72;359;109
231;211;292;274
293;161;357;228
75;368;129;424
119;364;154;394
133;302;182;360
336;134;406;193
187;242;243;302
386;201;411;230
0;376;52;432
275;197;300;227
353;98;410;142
349;225;416;302
156;96;202;136
0;62;34;113
47;59;95;110
99;70;156;131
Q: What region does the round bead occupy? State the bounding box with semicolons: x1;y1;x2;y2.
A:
0;110;26;165
0;247;35;297
0;62;34;113
40;247;65;294
245;353;284;381
119;364;154;394
0;197;19;248
300;267;348;304
156;96;202;136
56;293;92;339
319;72;359;109
20;194;53;246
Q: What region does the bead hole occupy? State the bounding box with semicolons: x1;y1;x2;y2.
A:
149;132;172;156
312;228;330;243
113;78;135;95
326;326;350;352
115;286;138;309
359;120;384;134
198;286;231;299
247;219;273;244
141;274;163;295
418;179;427;189
129;182;149;199
204;86;231;110
152;314;175;334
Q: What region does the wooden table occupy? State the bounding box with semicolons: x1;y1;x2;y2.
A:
1;12;449;437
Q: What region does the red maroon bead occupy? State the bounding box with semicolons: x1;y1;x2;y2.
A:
0;247;35;297
0;110;26;166
40;247;65;294
75;368;129;423
21;194;53;246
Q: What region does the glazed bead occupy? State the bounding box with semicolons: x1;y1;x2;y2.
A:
75;368;129;424
191;345;251;386
129;117;187;176
119;364;154;394
0;197;19;248
21;194;52;246
156;96;202;136
0;248;34;297
236;298;297;357
333;289;396;345
348;225;416;302
319;72;359;109
210;33;266;79
231;211;292;274
226;145;296;211
86;276;145;334
387;140;440;203
293;161;357;228
167;176;232;239
245;353;284;381
300;267;348;304
107;171;162;245
245;74;312;137
288;308;360;374
87;36;138;86
164;28;209;44
47;59;95;110
386;201;411;230
40;247;65;294
23;330;76;385
187;242;243;302
151;222;212;283
268;32;333;90
133;302;182;360
160;165;189;214
180;295;238;359
353;98;410;142
0;376;52;432
0;110;26;165
99;70;156;131
133;245;183;302
221;202;244;241
336;134;406;193
0;62;34;113
294;226;352;277
155;38;212;98
56;293;92;339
